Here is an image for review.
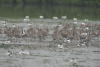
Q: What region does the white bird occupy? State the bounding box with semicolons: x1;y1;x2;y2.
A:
25;16;29;19
22;30;26;35
70;58;77;64
73;21;78;24
77;44;80;47
24;19;30;22
24;16;30;23
84;19;88;22
81;43;86;46
73;18;77;21
27;23;32;26
53;17;58;20
61;16;67;19
81;22;85;25
6;51;13;56
4;41;11;44
3;21;7;27
12;24;16;28
19;49;30;55
81;33;87;36
85;27;89;30
57;44;64;49
64;38;67;42
58;24;62;27
67;39;71;43
40;16;44;19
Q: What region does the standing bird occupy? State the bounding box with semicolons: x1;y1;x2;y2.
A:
61;16;67;23
12;24;16;28
39;16;44;22
3;20;7;27
6;50;13;56
84;19;88;22
61;16;67;19
53;16;58;20
19;49;30;55
24;16;30;23
40;16;44;19
57;44;64;49
70;58;78;67
73;18;77;21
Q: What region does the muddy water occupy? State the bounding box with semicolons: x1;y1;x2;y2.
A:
0;47;100;67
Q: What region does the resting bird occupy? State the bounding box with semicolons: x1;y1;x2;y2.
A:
6;50;13;56
19;49;30;55
57;44;64;49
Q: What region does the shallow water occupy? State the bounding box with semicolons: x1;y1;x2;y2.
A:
0;47;100;67
0;19;100;67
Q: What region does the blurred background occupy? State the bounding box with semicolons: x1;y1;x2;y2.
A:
0;0;100;20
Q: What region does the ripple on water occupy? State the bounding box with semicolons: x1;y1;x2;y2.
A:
0;47;99;67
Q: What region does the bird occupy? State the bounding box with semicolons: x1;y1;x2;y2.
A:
3;20;7;27
27;23;32;26
25;16;30;19
53;16;58;20
40;16;44;19
24;16;30;23
77;43;81;47
73;21;78;24
67;39;71;43
58;24;62;27
18;49;30;55
57;44;64;49
70;58;77;64
64;38;67;42
81;33;87;36
81;42;87;46
81;22;86;25
85;27;89;31
6;50;13;56
84;19;88;22
4;41;11;44
70;58;78;67
12;24;16;28
73;18;77;21
61;16;67;19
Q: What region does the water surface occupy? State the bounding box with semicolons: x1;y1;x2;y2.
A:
0;47;100;67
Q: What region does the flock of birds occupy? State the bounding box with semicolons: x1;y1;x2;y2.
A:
0;16;99;58
1;16;99;66
6;47;78;66
0;16;100;46
6;48;30;56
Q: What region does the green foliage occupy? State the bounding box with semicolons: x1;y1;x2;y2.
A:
0;0;100;7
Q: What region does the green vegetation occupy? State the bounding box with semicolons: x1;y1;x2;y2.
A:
0;0;100;7
0;5;100;20
0;0;100;20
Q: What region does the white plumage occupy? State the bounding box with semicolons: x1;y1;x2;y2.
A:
53;17;58;20
40;16;44;19
57;44;64;49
